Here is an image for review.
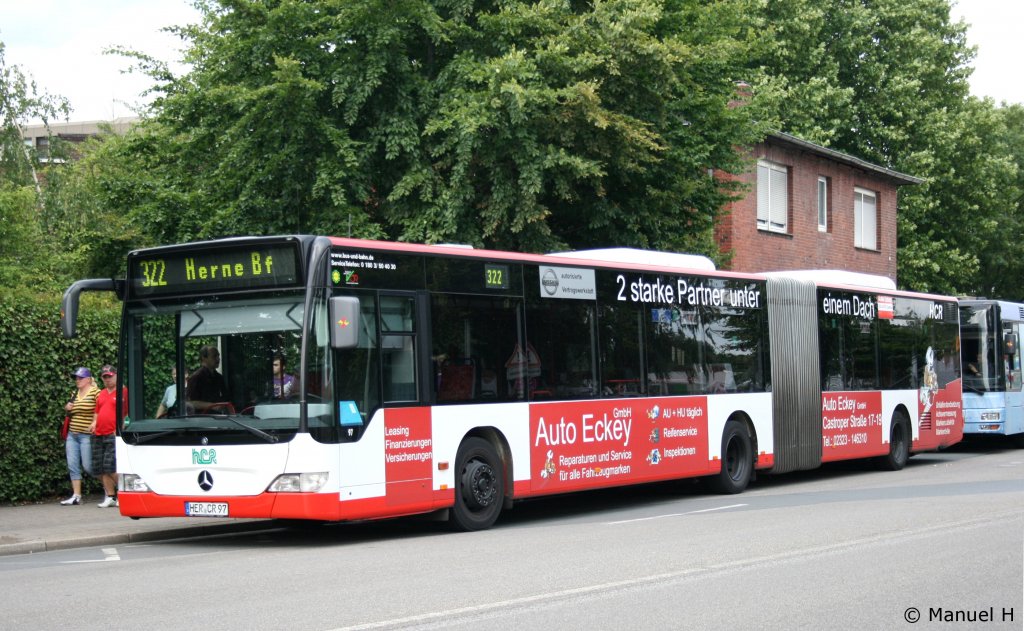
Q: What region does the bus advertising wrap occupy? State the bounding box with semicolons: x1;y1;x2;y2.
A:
529;397;713;492
383;408;434;506
820;379;962;462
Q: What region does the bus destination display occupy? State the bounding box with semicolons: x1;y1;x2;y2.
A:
129;244;301;297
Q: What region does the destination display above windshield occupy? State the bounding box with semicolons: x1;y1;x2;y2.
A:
129;243;301;298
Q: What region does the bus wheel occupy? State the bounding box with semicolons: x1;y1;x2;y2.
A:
450;437;504;531
877;412;911;471
709;420;753;494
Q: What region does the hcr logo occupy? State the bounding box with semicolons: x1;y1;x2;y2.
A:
192;448;217;465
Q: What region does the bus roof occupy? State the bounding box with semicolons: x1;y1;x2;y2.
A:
548;248;716;271
960;299;1024;322
763;269;959;302
326;237;760;279
764;270;896;291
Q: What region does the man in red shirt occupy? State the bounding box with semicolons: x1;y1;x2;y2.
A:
93;365;127;508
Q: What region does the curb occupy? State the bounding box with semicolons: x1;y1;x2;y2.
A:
0;519;281;557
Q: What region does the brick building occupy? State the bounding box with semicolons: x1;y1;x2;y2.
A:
716;132;921;284
21;117;136;161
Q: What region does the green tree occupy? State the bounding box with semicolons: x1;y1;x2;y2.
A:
753;0;1018;295
0;41;71;289
974;103;1024;301
96;0;774;256
0;184;42;286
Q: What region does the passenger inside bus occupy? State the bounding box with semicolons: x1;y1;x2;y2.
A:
966;352;982;377
186;345;230;413
155;366;186;418
272;354;296;399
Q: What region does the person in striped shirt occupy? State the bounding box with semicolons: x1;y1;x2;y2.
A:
60;367;100;506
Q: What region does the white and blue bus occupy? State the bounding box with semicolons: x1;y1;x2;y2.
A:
959;299;1024;446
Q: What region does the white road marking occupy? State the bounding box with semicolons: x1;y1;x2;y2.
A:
327;510;1022;631
60;547;120;564
605;503;747;525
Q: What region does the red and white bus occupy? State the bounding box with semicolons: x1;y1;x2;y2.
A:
61;236;963;530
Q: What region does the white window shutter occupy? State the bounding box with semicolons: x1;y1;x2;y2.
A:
855;188;877;249
757;163;769;227
757;160;787;232
863;193;876;249
770;166;787;230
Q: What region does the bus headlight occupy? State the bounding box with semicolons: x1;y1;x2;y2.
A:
980;412;1002;421
268;472;329;493
120;474;150;492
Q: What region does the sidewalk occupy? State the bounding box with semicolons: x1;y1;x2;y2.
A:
0;494;277;556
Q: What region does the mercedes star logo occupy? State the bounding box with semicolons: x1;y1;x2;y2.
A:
197;470;214;492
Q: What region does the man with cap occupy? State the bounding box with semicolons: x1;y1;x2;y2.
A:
61;367;100;505
93;364;127;507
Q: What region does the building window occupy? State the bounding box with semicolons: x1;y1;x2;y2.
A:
757;160;788;233
854;187;877;250
35;136;49;160
817;176;828;232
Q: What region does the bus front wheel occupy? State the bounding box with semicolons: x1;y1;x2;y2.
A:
709;419;753;494
450;437;504;531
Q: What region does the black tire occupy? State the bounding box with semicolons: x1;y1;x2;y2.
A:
877;412;911;471
708;420;753;494
450;437;504;531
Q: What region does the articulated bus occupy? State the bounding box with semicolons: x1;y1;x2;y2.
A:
959;299;1024;446
61;236;963;530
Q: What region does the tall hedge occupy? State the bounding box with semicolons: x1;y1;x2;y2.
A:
0;290;120;503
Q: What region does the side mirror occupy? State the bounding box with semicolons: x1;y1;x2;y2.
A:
1005;332;1018;357
329;296;361;349
61;279;117;338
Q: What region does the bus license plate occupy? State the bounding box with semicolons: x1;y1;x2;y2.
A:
185;502;229;517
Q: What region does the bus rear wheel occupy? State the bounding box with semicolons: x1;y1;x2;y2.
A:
709;420;753;494
450;437;504;531
877;412;911;471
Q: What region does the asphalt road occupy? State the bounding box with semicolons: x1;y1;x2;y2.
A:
3;440;1021;631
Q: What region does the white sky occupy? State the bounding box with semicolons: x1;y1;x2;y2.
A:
0;0;1021;125
1;0;201;122
949;0;1024;105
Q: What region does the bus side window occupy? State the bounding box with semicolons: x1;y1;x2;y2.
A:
381;295;417;403
430;294;523;403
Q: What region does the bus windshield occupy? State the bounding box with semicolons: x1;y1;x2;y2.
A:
122;291;325;443
960;304;1003;393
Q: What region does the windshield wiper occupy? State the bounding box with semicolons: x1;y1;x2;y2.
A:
221;416;279;443
138;415;280;443
131;429;179;445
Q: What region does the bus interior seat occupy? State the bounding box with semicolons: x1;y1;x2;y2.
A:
438;358;476;401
